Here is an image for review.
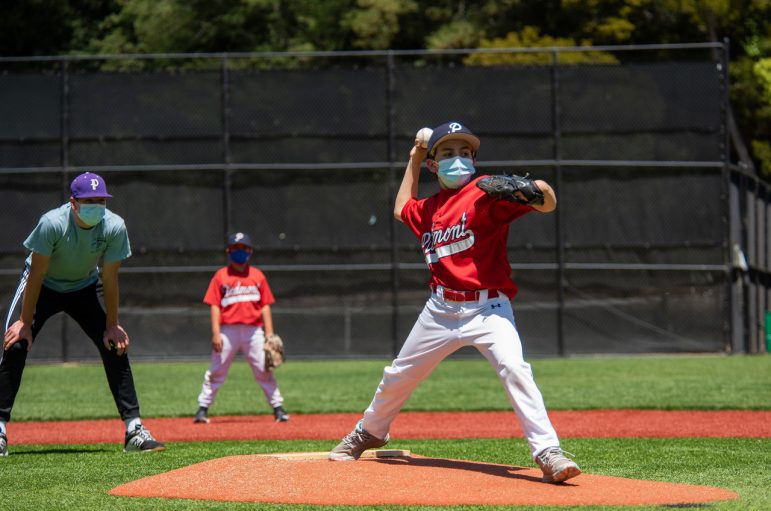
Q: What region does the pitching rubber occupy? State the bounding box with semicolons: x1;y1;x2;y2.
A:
260;449;411;461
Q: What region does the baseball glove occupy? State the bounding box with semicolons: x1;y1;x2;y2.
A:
476;173;545;206
264;333;285;370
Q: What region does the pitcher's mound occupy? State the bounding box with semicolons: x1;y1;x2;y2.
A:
109;451;738;506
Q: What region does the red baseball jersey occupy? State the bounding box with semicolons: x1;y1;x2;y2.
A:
400;175;533;299
203;265;275;326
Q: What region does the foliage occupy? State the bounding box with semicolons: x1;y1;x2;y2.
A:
731;54;771;177
425;20;481;50
342;0;418;50
464;26;618;66
752;57;771;176
757;58;771;97
1;0;770;174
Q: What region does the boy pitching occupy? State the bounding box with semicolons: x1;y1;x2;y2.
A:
193;232;288;424
329;122;581;483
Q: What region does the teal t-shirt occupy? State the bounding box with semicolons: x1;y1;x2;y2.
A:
24;203;132;292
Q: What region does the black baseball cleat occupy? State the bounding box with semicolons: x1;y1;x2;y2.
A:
193;406;209;424
273;406;289;422
123;424;166;453
0;432;8;457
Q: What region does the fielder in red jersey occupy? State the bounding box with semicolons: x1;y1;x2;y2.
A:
203;264;275;327
329;122;581;484
193;232;289;424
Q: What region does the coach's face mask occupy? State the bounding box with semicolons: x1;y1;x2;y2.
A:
76;204;106;226
437;156;475;189
229;249;251;264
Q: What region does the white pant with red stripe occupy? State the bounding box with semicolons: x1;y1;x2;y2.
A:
362;293;561;459
197;324;283;409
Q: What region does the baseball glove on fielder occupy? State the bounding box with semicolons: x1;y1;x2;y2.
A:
264;333;285;370
476;173;545;206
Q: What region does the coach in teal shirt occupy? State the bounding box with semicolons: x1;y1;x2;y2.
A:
24;201;131;293
0;172;164;456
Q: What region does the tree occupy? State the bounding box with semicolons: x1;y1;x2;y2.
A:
463;26;618;65
1;0;769;175
342;0;417;50
0;0;117;57
745;57;771;176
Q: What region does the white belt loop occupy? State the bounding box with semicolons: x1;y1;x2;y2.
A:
478;289;489;305
435;285;445;300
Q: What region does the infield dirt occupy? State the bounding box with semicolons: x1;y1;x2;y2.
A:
10;409;771;445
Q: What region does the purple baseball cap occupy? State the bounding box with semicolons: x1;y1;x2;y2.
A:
70;172;112;199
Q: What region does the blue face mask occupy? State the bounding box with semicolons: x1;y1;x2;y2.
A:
437;156;476;189
77;204;106;226
229;249;251;264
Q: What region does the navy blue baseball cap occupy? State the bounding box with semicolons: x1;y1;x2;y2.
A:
427;121;481;159
70;172;112;198
227;232;253;248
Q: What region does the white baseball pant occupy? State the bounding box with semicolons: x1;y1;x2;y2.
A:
362;293;561;458
197;324;283;409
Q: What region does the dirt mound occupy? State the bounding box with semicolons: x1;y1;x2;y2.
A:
109;452;739;506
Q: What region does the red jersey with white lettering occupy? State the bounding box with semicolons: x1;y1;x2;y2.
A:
400;175;533;299
203;265;275;326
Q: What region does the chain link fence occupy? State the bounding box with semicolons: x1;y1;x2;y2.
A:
1;43;767;361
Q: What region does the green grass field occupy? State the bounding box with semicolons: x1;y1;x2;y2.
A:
1;354;770;510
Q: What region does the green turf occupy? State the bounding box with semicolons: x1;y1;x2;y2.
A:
3;354;770;510
1;438;768;510
11;354;771;421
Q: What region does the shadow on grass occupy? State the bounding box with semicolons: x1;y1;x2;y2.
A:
10;446;113;456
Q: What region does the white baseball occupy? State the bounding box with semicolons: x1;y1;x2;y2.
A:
415;127;433;149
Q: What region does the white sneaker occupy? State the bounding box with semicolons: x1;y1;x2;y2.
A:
535;447;581;483
0;432;8;457
329;420;388;461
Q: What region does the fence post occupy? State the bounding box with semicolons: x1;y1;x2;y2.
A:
551;49;566;356
60;58;71;362
221;56;233;237
386;51;400;358
750;178;765;353
765;182;770;352
720;40;743;353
